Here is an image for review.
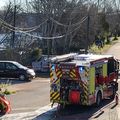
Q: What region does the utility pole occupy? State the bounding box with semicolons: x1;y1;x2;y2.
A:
47;19;50;58
104;0;106;13
98;0;100;12
86;12;90;53
11;0;16;48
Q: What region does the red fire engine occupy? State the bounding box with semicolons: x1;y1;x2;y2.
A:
50;54;119;107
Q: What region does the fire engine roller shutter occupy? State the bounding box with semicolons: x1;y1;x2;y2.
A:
89;67;95;94
50;64;62;102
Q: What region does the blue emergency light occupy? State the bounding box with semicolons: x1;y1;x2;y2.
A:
52;65;55;70
79;66;84;73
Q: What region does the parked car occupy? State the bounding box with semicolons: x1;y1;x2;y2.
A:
0;61;35;81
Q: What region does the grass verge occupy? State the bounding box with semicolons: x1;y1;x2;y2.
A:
89;39;119;54
0;82;16;95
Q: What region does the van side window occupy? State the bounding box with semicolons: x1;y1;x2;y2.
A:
6;63;17;70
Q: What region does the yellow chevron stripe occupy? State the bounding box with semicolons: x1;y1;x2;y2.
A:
59;74;62;78
79;82;83;87
84;91;88;95
70;74;74;79
50;90;54;94
72;69;76;73
53;93;60;100
83;87;88;92
83;90;88;95
51;92;60;100
50;92;54;97
70;71;76;78
84;95;88;100
51;92;58;98
56;71;62;77
54;79;60;84
83;84;87;89
50;72;53;76
83;86;88;91
85;72;89;77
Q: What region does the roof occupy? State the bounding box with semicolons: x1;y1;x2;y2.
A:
73;54;114;66
74;54;113;61
51;53;77;63
51;53;115;66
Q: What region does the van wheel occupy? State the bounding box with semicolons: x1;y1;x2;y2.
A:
96;92;102;107
19;74;26;81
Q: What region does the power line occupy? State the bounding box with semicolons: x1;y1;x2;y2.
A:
0;15;87;40
18;16;88;40
50;16;87;27
0;17;48;32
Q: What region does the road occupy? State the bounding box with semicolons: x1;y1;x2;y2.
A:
105;40;120;59
4;77;50;113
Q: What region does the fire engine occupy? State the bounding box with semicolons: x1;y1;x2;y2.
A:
50;53;119;107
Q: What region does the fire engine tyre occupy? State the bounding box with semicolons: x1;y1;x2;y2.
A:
58;104;65;111
110;86;116;99
96;92;102;107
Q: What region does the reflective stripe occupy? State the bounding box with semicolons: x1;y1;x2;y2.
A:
50;64;62;102
70;69;76;79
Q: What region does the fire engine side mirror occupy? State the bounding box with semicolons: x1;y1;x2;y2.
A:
118;60;120;79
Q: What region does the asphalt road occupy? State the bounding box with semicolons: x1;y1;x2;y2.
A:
4;77;50;113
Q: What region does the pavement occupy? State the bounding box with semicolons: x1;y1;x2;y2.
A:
0;104;57;120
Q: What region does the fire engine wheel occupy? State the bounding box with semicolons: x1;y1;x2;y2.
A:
96;92;102;107
110;86;116;99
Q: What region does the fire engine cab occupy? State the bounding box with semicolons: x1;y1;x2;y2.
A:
50;53;119;107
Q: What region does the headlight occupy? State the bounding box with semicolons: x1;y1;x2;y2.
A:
27;69;35;76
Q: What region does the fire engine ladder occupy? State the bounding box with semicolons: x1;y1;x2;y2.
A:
51;53;77;63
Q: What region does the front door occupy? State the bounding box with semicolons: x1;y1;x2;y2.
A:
5;62;19;78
